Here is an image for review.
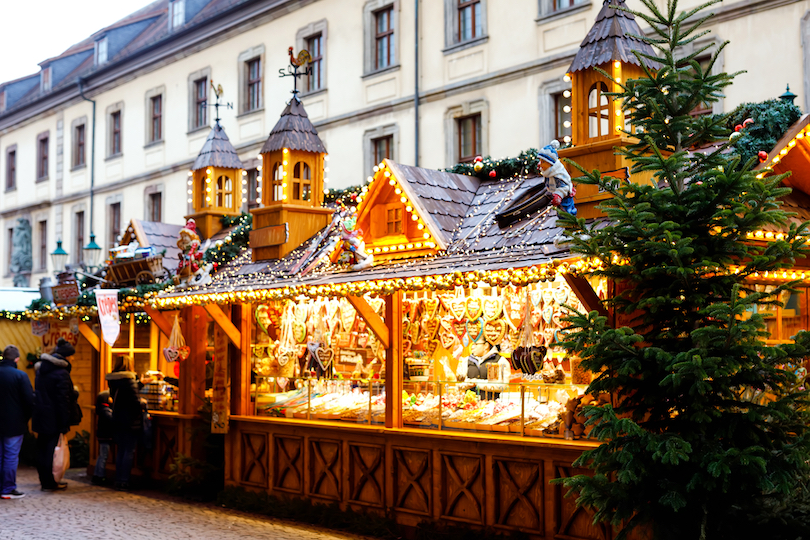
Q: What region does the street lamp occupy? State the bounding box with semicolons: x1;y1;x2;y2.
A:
83;232;102;270
50;240;69;273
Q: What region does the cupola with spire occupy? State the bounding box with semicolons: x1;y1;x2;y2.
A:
559;0;660;218
250;48;332;262
186;83;244;239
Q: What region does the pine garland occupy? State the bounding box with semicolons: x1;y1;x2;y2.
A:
721;99;802;166
202;212;252;267
444;148;548;180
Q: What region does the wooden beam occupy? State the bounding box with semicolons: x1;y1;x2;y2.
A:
78;322;100;352
563;273;609;319
143;305;174;337
347;295;390;349
384;291;403;429
203;304;242;349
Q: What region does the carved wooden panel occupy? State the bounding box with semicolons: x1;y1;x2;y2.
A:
494;458;544;533
440;452;485;525
273;435;303;494
156;423;178;475
393;447;432;516
309;438;341;501
348;443;385;507
554;463;611;540
240;432;269;487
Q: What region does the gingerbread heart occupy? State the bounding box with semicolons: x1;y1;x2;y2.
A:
424;298;440;319
440;328;457;350
409;322;420;343
368;296;385;314
422;317;440;340
553;287;568;305
293;321;307;343
542;289;554;306
530;289;543;307
505;294;526;331
403;339;412;357
450;297;467;321
466;318;483;342
278;350;295;368
542;305;554;325
466;297;483;321
294;302;309;324
531;308;543;328
163;347;180;363
484;320;507;345
315;347;334;367
451;319;467;342
483;298;503;321
425;339;440;358
339;299;357;332
176;346;190;361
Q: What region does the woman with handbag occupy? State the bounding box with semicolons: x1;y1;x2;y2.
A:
106;355;143;491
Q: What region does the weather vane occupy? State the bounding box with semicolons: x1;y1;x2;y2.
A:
279;47;312;97
208;80;232;124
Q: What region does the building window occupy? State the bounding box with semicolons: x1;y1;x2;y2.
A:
150;95;163;143
37;134;49;180
458;0;483;42
553;91;572;143
97;38;108;65
373;135;393;165
41;67;51;93
689;56;714;117
271;162;284;202
246;168;260;209
306;34;323;92
387;207;402;234
73;124;86;168
171;0;185;29
5;148;16;191
110;111;122;155
550;0;588;12
588;82;610;138
375;7;395;70
292;162;311;201
246;58;262;112
38;221;47;270
109;202;121;250
6;228;13;274
148;192;162;222
75;211;85;265
457;114;481;162
216;176;233;208
194;78;208;128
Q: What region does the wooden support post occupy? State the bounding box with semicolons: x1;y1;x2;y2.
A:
144;305;174;337
563;273;609;318
231;304;252;416
180;306;207;417
384;291;403;429
204;304;242;349
348;295;390;349
78;322;100;351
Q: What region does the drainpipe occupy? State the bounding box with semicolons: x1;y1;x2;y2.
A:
414;0;420;167
77;78;96;247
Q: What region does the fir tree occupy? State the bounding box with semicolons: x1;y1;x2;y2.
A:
557;1;810;538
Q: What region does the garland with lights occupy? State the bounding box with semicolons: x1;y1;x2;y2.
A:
721;98;802;167
324;184;363;206
0;311;27;321
444;148;548;180
203;213;252;267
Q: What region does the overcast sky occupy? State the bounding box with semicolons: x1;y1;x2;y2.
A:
1;0;157;83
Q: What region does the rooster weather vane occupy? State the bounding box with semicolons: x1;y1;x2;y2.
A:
279;47;312;96
208;80;232;124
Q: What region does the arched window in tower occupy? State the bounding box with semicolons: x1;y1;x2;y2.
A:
216;175;233;208
588;82;610;139
293;161;311;201
271;162;284;201
200;176;210;209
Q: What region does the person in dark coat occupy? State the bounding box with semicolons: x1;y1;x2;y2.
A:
33;338;76;491
107;355;143;490
0;345;34;499
91;389;113;485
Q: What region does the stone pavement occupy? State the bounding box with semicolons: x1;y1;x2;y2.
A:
0;466;364;540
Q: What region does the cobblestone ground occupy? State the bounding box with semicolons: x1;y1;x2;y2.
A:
0;466;364;540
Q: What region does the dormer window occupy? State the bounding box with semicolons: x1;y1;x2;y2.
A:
97;38;108;65
41;67;51;93
170;0;185;29
0;90;5;113
387;207;402;234
293;162;311;201
216;175;233;208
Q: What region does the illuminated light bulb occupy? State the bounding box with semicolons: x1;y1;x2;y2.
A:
257;187;262;193
614;61;621;68
563;136;571;143
563;74;571;82
789;140;796;147
283;148;289;154
406;243;414;249
282;160;288;166
242;198;247;203
379;162;386;169
426;241;436;249
367;176;373;182
756;174;764;179
411;214;419;221
283;194;288;200
398;244;405;250
187;198;192;203
563;90;571;98
374;247;381;253
242;189;247;194
563;121;571;128
400;196;407;204
187;180;193;186
415;242;422;248
242;170;247;175
417;223;424;230
563;105;571;113
406;205;413;212
324;178;329;183
257;165;262;171
384;171;391;177
283;171;287;176
781;148;788;155
615;125;622;132
615;110;622;116
325;167;329;172
382;246;390;252
206;196;211;202
423;232;430;239
206;168;212;174
324;155;330;161
798;133;805;139
242;179;247;184
773;157;780;164
362;186;368;192
206;187;212;192
373;166;379;172
615;77;621;83
389;179;396;186
188;171;193;176
206;177;211;183
395;188;402;194
255;198;261;203
187;189;192;194
282;182;287;187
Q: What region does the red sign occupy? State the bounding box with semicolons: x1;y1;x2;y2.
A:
53;283;80;306
42;323;79;350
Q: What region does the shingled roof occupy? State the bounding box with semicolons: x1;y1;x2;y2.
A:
568;0;660;73
192;122;243;170
260;97;327;154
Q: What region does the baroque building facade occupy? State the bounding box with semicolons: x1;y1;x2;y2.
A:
0;0;808;284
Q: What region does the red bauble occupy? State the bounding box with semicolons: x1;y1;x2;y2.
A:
488;170;497;177
743;118;754;127
474;155;483;162
734;124;743;132
758;151;768;162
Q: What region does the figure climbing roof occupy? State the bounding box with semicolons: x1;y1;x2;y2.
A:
568;0;660;73
260;97;327;155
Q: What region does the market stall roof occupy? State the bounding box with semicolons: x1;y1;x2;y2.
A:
756;114;810;198
259;97;327;154
121;219;185;261
0;287;40;311
568;0;660;73
157;162;577;304
191;122;244;170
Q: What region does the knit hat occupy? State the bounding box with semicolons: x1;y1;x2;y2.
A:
2;345;19;362
537;140;561;166
54;338;76;358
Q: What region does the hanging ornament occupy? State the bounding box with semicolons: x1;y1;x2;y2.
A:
758;151;768;162
729;131;742;141
743;118;754;127
474;155;483;163
488;170;497;178
734;124;743;132
473;161;484;172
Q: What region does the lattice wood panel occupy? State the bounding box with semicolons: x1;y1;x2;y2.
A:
273;435;303;494
554;463;611;540
348;443;385;507
240;432;269;487
440;452;485;525
493;458;544;533
309;438;341;501
393;447;432;516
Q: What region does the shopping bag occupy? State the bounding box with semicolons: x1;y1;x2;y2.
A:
52;433;70;482
163;314;190;362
